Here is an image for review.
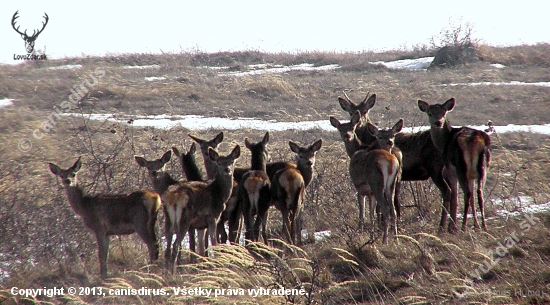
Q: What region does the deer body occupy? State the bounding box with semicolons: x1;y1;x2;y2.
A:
338;93;456;233
188;132;238;244
418;98;491;231
134;150;202;260
239;132;271;242
49;157;160;278
270;139;323;245
170;145;240;261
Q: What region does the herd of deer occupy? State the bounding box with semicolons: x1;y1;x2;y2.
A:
48;94;491;278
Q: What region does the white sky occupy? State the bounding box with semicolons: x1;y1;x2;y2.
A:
1;0;549;63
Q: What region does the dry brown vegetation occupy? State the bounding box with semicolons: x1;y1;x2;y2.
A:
1;43;550;304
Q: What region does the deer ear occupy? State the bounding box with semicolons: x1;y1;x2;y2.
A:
367;122;378;136
161;150;172;163
310;139;323;152
329;116;340;128
72;157;82;172
443;98;456;111
48;163;61;175
418;100;429;112
289;141;300;153
230;145;241;159
172;147;182;158
213;132;224;145
393;119;404;133
245;138;253;150
188;133;203;144
338;97;353;114
262;132;269;144
363;93;376;110
208;147;219;161
134;156;147;167
189;142;197;154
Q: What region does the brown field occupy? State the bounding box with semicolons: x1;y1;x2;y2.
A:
1;43;550;304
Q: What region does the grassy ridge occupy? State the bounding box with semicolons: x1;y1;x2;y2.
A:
1;44;550;304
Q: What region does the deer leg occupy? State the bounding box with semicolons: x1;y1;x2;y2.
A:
443;166;459;233
207;218;218;254
188;229;196;252
387;179;398;238
367;194;376;231
394;181;401;221
357;192;365;229
457;175;470;231
217;220;227;244
136;221;159;263
257;208;270;245
164;207;174;261
477;179;487;231
228;203;242;244
96;233;109;278
467;179;480;229
196;229;206;256
281;209;292;244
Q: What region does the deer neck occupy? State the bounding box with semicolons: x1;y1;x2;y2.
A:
429;120;453;153
355;118;377;146
182;156;203;181
64;184;88;217
296;162;314;188
152;172;179;194
250;155;267;172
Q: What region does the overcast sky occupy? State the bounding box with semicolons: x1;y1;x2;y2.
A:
1;0;549;63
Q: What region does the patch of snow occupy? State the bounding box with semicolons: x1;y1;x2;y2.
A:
62;113;550;136
490;63;506;69
440;81;550;87
370;57;434;71
496;202;550;217
301;229;332;242
123;64;161;69
145;76;166;81
205;63;340;77
0;99;14;109
48;64;83;70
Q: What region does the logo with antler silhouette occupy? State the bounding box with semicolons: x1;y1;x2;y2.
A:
11;10;49;54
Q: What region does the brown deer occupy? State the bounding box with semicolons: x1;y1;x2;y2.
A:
168;145;241;262
188;132;238;244
134;150;201;259
341;115;403;243
269;139;323;245
418;98;491;231
49;157;161;278
239;132;271;242
330;111;403;228
338;93;457;233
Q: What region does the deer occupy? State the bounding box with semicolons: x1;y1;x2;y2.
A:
167;145;241;262
269;139;323;245
188;132;238;244
338;92;457;233
238;132;271;242
418;98;491;231
330;111;403;228
134;150;202;260
11;11;49;54
48;157;161;278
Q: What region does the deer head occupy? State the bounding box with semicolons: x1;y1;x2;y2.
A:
12;11;49;54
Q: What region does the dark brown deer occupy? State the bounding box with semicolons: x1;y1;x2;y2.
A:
167;145;240;262
188;132;239;244
134;151;201;259
239;132;271;242
49;157;161;278
269;139;323;245
338;93;456;233
418;98;491;231
12;11;49;54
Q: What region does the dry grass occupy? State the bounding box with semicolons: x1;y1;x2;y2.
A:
1;45;550;304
